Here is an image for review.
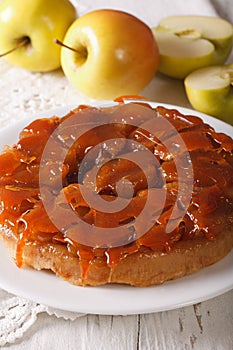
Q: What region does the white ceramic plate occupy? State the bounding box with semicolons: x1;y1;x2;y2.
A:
0;102;232;315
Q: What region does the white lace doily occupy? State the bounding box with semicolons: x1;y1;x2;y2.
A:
0;295;85;346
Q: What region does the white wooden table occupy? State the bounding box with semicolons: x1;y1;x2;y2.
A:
0;1;233;349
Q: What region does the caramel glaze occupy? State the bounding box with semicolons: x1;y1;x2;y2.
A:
0;102;233;281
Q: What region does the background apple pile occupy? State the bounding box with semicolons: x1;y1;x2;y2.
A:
0;0;233;123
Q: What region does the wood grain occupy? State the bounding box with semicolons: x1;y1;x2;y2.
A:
1;289;232;350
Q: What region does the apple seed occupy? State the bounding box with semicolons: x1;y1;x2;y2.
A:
175;29;201;39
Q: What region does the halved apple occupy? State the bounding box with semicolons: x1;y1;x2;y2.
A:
184;63;233;124
152;16;233;79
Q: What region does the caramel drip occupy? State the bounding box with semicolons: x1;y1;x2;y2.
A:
15;233;25;268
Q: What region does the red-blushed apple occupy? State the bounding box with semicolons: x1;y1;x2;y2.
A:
0;0;76;72
152;16;233;79
184;63;233;124
60;9;159;100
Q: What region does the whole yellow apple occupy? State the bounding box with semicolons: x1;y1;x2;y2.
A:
0;0;76;72
60;9;159;100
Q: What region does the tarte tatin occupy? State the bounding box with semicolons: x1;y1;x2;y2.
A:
0;101;232;286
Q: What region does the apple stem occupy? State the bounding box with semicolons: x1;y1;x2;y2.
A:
54;39;81;54
0;37;30;57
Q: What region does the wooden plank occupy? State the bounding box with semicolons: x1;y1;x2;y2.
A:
139;290;233;350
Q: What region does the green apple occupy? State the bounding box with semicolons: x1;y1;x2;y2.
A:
184;63;233;124
60;9;159;100
0;0;76;72
152;15;233;79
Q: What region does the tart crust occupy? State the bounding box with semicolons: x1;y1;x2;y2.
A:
1;222;232;286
